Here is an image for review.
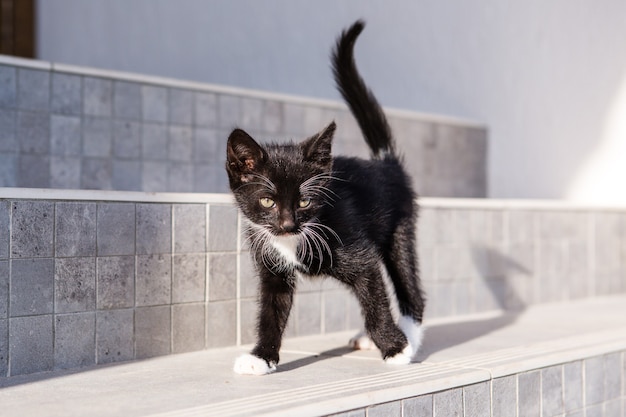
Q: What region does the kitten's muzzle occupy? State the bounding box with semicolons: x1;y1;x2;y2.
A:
279;218;297;234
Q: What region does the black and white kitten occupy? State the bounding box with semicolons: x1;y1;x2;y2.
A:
226;20;425;375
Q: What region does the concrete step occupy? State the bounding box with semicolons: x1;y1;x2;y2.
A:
1;296;625;417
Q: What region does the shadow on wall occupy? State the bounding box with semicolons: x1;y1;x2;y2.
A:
418;244;531;361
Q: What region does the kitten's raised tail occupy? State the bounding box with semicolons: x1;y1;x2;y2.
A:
332;20;395;159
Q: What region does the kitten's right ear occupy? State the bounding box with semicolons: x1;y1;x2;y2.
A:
226;129;267;182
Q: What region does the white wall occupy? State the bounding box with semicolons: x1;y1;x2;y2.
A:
36;0;626;202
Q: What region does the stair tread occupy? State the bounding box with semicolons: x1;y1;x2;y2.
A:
2;296;625;417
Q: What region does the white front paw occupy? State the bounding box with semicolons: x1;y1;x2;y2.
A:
233;353;276;376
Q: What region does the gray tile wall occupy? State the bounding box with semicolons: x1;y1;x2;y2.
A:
1;195;625;378
0;62;487;197
418;208;626;319
329;353;626;417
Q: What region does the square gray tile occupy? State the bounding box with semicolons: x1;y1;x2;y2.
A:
0;318;6;376
192;127;219;163
136;204;171;254
0;109;18;152
433;388;463;417
172;254;206;303
50;156;81;189
142;85;168;122
113;81;142;120
0;153;16;187
464;382;491;417
96;256;135;309
141;122;168;160
563;361;583;412
135;305;171;359
83;116;112;157
169;125;193;161
518;370;541;417
402;395;432;417
239;252;257;299
50;114;81;156
97;203;135;256
112;159;141;191
492;375;517;417
17;154;50;188
9;315;54;376
193;165;215;193
113;120;141;158
0;201;8;259
11;201;54;258
51;72;82;115
323;290;347;333
208;253;236;302
173;204;206;253
83;77;112;117
96;309;134;364
295;292;321;336
17;68;49;111
141;161;168;192
81;157;112;190
172;303;205;353
218;94;240;129
262;100;284;134
240;97;263;131
282;103;306;135
0;261;7;318
55;257;96;314
585;356;605;406
136;254;171;307
17;110;49;154
169;88;193;125
239;297;257;344
54;312;96;369
206;299;237;348
208;205;238;252
194;91;218;127
168;162;194;192
55;202;97;257
604;352;622;400
0;65;17;107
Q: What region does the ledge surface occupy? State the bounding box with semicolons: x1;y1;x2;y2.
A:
1;296;625;417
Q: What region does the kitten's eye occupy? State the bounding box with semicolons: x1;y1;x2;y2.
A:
298;197;311;208
259;197;275;208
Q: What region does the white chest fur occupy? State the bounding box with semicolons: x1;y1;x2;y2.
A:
271;234;301;267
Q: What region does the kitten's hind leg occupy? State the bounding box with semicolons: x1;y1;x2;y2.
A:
382;211;426;359
350;267;413;363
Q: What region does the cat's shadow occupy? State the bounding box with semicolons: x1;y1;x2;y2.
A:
279;311;521;372
280;243;531;371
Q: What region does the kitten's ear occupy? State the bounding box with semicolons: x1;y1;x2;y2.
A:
226;129;267;181
302;121;336;167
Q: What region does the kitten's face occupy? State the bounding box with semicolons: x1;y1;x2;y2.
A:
226;122;336;237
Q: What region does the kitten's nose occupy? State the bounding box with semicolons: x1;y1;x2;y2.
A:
279;218;297;233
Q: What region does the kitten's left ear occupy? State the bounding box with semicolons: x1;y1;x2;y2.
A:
302;121;336;167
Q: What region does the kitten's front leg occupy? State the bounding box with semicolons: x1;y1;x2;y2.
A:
234;269;294;376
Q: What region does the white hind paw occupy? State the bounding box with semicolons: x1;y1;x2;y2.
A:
385;316;424;365
348;330;376;350
398;315;423;357
233;354;276;375
384;344;414;365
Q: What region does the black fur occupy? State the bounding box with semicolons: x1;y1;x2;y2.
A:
226;20;425;369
